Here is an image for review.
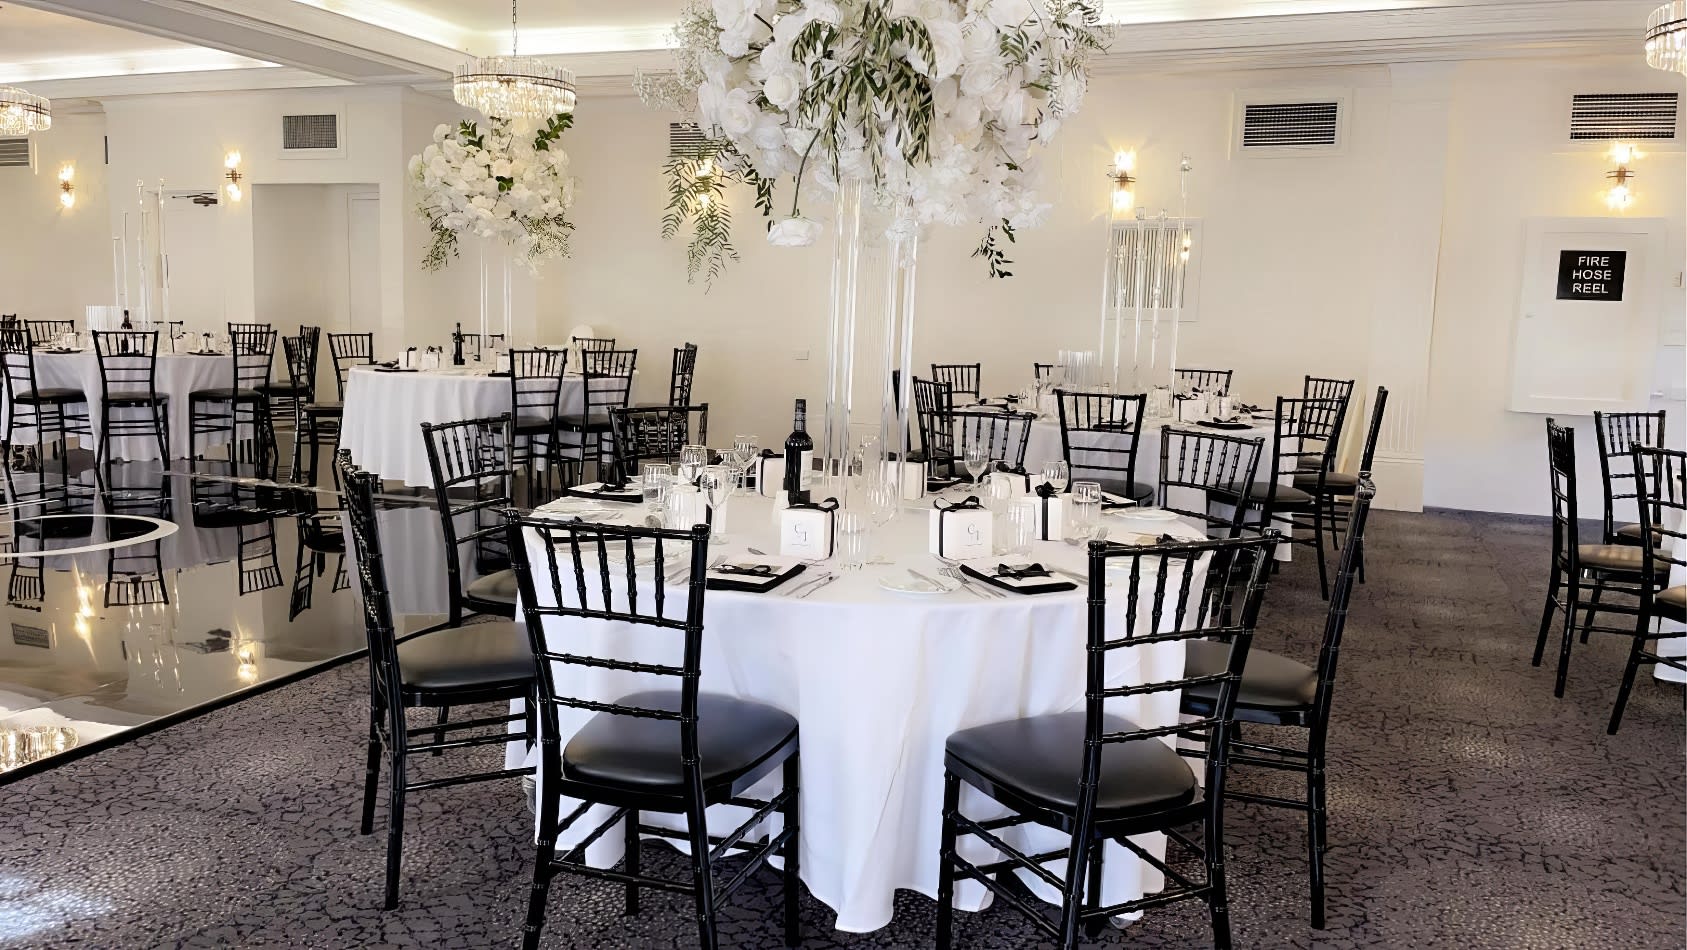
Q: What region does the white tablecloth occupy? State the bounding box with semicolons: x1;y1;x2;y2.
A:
510;492;1210;933
338;366;586;486
2;351;234;461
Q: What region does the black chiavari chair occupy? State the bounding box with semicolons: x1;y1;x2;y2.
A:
506;348;569;501
1297;376;1355;472
287;483;348;620
1054;389;1152;504
421;415;518;627
936;533;1280;949
931;363;982;403
1175;368;1234;394
328;332;375;399
607;405;709;482
258;331;316;480
1033;362;1054;384
102;474;172;607
1158;427;1265;538
506;513;800;950
22;319;73;346
339;450;534;909
462;333;506;362
238;518;284;594
1532;419;1647;698
1216;395;1347;599
1297;387;1388;581
913;377;957;477
572;335;616;353
0;327;90;503
954;407;1035;472
562;349;637;481
90;330;169;469
1180;478;1376;928
669;342;698;406
0;315;17;329
1594;410;1667;547
1608;446;1687;733
189;324;276;472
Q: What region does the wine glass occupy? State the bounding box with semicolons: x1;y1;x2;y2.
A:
963;444;990;490
836;512;870;571
731;434;758;494
699;465;733;542
866;478;899;529
1068;481;1103;542
1041;460;1070;494
678;444;709;486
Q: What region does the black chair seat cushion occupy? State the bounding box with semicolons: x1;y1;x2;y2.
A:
513;413;556;434
104;391;167;406
466;568;518;605
1578;544;1644;573
1181;639;1317;715
1292;470;1356;493
304;401;343;415
563;690;797;799
1614;522;1663;546
1658;586;1686;623
14;388;84;404
557;411;614;432
1212;481;1313;510
255;381;308;395
190;387;264;402
945;712;1197;818
396;621;533;693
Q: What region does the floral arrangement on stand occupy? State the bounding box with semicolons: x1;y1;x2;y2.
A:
409;113;578;272
636;0;1109;284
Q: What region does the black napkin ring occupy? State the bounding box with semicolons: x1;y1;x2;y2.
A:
788;496;839;512
717;564;776;577
995;563;1051;580
934;495;983;512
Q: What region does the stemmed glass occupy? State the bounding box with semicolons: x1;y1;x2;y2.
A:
699;465;733;542
730;434;758;495
866;478;899;529
1041;460;1070;493
1068;481;1103;542
964;444;990;490
679;444;709;486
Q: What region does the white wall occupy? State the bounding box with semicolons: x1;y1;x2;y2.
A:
0;112;115;320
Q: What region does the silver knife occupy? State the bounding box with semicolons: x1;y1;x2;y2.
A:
799;574;839;598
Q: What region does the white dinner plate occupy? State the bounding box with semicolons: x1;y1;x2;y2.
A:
878;574;956;595
1112;507;1179;521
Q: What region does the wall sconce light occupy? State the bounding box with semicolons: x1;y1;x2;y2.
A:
1108;149;1136;214
57;164;74;210
1605;142;1640;212
223;150;243;203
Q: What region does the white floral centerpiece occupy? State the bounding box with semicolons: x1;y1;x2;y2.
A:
637;0;1108;284
409;113;578;272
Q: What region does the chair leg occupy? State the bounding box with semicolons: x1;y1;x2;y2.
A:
382;709;407;910
1533;567;1561;667
360;701;383;835
781;753;801;947
1205;812;1233;950
522;759;561;950
1579;578;1605;644
1083;836;1105;940
1608;611;1653;735
431;705;449;757
935;771;960;950
154;404;170;466
623;807;641;916
1312;506;1330;601
1056;826;1093;950
1553;573;1582;698
1308;758;1328;928
687;802;720;950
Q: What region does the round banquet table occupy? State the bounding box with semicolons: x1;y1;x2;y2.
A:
338;365;586;487
0;350;235;462
509;490;1213;933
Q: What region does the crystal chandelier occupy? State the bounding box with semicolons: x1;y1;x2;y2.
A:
453;0;576;120
0;85;51;136
1647;2;1687;73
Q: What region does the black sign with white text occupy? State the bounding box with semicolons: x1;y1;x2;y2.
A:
1555;250;1627;302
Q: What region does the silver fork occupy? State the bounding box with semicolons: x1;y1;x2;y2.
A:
939;565;1002;598
799;574;839;599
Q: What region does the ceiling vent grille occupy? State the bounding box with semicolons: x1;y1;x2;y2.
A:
1240;101;1341;149
282;114;339;151
668;122;707;156
1569;93;1679;141
0;137;32;169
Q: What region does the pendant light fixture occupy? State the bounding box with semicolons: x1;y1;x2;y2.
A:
453;0;576;120
0;85;51;135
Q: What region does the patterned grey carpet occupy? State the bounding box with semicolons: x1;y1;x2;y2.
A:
0;509;1680;949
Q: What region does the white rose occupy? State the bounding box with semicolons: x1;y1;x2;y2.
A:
407;155;423;177
959;63;1003;100
718;88;758;137
697;80;729;133
750;111;786;152
961;21;999;64
768;216;822;247
432;123;449;143
490;159;513;178
805;0;841;25
763;68;802;110
998;89;1028;128
909;20;964;80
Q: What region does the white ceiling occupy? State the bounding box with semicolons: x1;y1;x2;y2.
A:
0;0;1662;98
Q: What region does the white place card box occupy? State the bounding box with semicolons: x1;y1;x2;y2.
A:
883;460;927;500
988;470;1031;497
780;506;835;559
756;456;787;498
1025;492;1065;541
928;505;992;560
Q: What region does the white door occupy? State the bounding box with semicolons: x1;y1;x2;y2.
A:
160;192;227;330
1509;217;1667;416
346;193;381;340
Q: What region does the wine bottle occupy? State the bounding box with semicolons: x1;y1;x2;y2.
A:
783;399;813;503
119;309;132;353
451;322;465;366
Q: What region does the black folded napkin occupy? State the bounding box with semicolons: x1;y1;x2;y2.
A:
717;563;776;577
375;366;418;373
706;561;806;593
1199;420;1252;430
962;562;1076;595
1237;403;1262;414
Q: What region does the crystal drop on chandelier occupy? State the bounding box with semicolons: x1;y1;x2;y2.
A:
453;56;577;120
0;85;51;136
1647;1;1687;73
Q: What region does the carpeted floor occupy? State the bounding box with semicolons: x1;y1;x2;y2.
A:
0;509;1680;949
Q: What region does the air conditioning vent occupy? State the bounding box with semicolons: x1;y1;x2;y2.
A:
1240;101;1341;149
0;137;33;169
668;122;706;156
282;113;338;151
1569;93;1679;141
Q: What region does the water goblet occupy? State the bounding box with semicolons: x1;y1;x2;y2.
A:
963;444;990;489
699;465;733;541
678;444;709;486
1041;460;1070;493
1068;481;1103;542
1006;499;1038;557
732;434;758;494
